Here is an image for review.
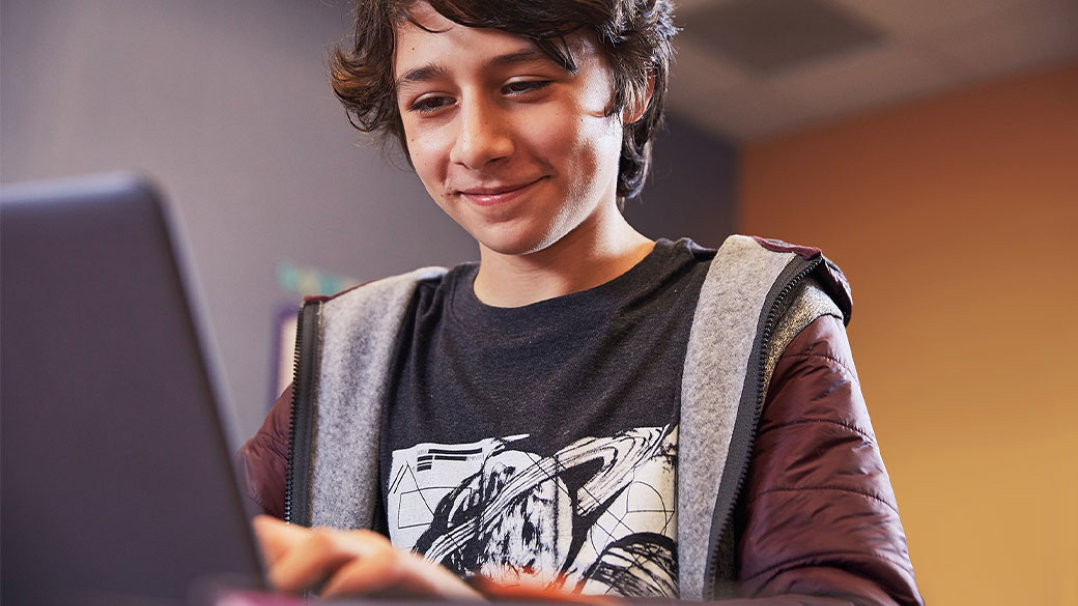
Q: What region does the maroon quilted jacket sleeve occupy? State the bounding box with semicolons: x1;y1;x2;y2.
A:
737;314;922;605
235;384;291;519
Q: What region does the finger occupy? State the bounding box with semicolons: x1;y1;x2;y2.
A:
396;554;485;599
268;528;392;593
251;515;309;566
320;545;399;598
323;547;482;600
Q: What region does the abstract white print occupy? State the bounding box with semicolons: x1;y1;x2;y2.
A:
387;424;678;597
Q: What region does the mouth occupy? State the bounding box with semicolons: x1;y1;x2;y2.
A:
455;177;545;207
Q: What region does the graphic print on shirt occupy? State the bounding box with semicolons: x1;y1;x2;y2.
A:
387;424;678;597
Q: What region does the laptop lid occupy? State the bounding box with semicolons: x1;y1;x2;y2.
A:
1;173;264;605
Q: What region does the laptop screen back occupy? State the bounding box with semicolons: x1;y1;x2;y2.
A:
1;173;263;605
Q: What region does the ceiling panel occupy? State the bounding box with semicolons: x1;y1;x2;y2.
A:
679;0;884;75
926;0;1078;75
768;43;967;119
667;40;813;140
667;0;1078;141
828;0;1036;36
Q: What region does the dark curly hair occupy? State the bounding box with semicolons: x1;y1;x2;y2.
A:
330;0;677;202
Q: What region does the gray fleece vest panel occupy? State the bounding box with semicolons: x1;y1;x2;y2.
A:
677;235;794;599
299;237;843;599
678;235;841;600
308;267;447;529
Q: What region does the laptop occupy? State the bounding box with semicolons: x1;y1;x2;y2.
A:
1;173;265;605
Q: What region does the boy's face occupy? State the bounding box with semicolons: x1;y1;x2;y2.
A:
394;3;624;258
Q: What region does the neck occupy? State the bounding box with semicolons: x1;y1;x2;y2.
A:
473;205;654;308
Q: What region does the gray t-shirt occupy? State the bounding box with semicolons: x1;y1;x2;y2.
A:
380;238;713;597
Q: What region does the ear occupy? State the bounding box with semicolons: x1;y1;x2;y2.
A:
622;70;656;125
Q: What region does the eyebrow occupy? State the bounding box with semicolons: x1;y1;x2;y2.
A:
394;49;551;92
395;64;449;91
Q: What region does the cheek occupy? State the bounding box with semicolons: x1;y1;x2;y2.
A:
406;131;448;192
539;108;611;163
564;115;623;188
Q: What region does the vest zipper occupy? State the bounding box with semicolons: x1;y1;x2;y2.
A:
284;300;321;525
703;255;824;599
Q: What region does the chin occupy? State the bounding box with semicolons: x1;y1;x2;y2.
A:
474;225;563;258
478;236;549;257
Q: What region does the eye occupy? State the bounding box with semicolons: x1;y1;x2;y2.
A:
408;95;455;114
502;80;552;95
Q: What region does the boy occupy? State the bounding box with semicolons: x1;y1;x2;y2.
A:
240;1;923;603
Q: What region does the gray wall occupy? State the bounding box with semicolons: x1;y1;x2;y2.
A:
629;115;738;244
1;0;735;444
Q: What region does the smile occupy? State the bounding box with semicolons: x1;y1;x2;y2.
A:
456;177;545;207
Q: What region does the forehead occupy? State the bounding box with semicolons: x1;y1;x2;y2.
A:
394;5;537;75
392;3;602;81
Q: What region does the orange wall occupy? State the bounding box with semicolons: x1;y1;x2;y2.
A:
740;63;1078;605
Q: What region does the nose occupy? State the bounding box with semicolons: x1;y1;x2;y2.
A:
449;95;514;169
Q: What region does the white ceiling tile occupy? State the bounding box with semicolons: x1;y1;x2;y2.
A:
670;38;755;93
830;0;1035;37
665;0;1078;140
767;42;969;120
673;0;737;16
668;74;816;141
668;37;816;140
667;96;815;141
925;0;1078;77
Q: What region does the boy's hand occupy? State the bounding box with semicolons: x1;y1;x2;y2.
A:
252;515;482;600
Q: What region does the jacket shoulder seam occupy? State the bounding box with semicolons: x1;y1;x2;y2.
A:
779;351;859;386
757;417;876;443
747;485;899;515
